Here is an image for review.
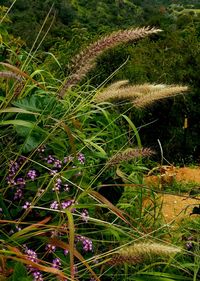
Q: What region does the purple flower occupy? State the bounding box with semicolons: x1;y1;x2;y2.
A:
76;235;93;252
64;184;69;192
64;156;74;164
27;169;37;181
25;248;38;263
22;201;31;209
45;155;55;164
49;169;58;175
37;145;46;153
52;178;62;192
54;159;62;169
16;177;26;187
52;258;61;269
77;153;85;164
186;241;193;250
45;244;56;253
24;247;43;280
32;270;43;281
81;209;89;223
61;200;74;209
64;249;69;255
14;188;23;200
50;201;59;210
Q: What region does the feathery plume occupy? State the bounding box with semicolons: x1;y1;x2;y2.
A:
133;85;188;108
94;84;149;103
105;80;130;91
109;242;181;265
0;71;23;82
94;83;188;103
107;148;154;166
59;27;162;97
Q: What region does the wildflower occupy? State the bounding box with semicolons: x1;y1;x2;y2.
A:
64;184;69;192
54;159;62;168
61;200;74;209
49;169;58;175
186;241;193;250
27;169;37;180
64;249;69;255
36;189;45;197
64;155;74;163
24;247;43;280
76;235;93;252
45;155;55;164
77;153;85;164
32;270;43;281
37;145;46;153
15;226;21;231
25;248;38;263
50;201;59;210
81;209;89;223
22;201;31;209
16;177;26;187
52;178;62;192
52;258;61;269
14;188;23;200
45;244;56;252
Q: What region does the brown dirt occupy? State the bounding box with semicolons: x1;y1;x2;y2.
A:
144;166;200;223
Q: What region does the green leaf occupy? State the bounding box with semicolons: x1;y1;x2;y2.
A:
122;114;142;148
0;107;40;115
84;139;107;156
0;120;36;128
12;262;28;281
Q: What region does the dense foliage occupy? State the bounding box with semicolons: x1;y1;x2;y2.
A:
0;1;200;281
2;0;200;163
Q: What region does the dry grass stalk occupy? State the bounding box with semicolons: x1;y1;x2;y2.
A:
109;242;181;265
133;85;188;108
59;27;162;97
107;147;154;166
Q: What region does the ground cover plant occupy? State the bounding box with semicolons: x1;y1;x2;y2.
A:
1;7;200;281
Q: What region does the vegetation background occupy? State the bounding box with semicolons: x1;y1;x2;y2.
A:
2;0;200;164
0;1;200;280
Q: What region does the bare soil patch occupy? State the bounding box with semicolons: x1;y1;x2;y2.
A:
144;166;200;223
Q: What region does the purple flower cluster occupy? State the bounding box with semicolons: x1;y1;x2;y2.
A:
7;157;26;186
50;201;59;210
76;235;93;252
81;209;89;223
77;153;85;164
52;257;61;269
27;169;37;180
61;200;74;209
50;200;75;210
22;201;31;209
186;236;194;250
52;178;62;192
45;244;56;253
24;247;43;281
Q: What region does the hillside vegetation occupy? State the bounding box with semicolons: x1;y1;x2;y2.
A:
0;1;200;280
